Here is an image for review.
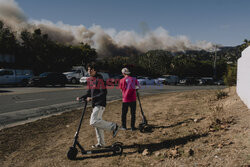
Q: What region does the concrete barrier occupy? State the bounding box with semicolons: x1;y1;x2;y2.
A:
237;46;250;109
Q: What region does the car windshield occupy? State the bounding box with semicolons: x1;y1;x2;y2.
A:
39;72;50;77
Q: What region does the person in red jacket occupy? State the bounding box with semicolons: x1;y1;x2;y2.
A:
119;68;139;131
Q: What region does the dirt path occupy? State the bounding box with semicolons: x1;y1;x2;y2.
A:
0;87;249;167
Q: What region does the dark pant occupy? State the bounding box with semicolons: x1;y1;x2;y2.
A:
122;101;136;129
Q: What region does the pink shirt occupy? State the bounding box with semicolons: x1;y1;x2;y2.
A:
119;76;139;102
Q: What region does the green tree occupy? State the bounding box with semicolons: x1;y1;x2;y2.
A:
0;20;19;68
138;50;173;76
223;64;237;86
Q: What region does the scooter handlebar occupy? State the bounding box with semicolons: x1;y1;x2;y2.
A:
78;98;87;103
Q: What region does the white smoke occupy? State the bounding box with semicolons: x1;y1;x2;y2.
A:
0;0;28;29
0;0;215;57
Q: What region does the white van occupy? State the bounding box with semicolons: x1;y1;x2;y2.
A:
63;66;87;84
79;72;110;85
0;69;34;86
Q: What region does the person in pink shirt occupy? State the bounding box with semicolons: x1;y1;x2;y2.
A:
119;68;139;131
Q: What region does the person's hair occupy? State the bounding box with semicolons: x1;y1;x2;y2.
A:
87;62;99;71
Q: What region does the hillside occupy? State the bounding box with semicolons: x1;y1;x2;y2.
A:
0;87;249;166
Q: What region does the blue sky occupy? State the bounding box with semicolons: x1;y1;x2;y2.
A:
15;0;250;46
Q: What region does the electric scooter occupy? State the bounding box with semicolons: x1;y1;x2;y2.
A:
136;90;152;133
67;99;123;160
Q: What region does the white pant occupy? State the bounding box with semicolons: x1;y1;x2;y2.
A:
90;106;116;146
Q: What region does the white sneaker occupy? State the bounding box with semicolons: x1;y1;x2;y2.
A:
91;144;104;148
113;124;119;137
120;127;127;130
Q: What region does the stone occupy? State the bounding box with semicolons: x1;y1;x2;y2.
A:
142;149;150;156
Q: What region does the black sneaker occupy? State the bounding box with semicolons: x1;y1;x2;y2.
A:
131;127;137;131
113;124;119;137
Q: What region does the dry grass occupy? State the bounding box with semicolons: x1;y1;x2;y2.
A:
0;87;249;167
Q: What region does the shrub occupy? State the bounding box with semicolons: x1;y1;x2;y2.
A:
223;65;237;86
216;90;228;100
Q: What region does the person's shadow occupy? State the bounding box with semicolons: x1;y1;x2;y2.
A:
150;117;206;130
74;118;208;160
137;117;206;133
123;133;208;154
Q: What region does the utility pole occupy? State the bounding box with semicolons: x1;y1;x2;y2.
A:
213;45;217;80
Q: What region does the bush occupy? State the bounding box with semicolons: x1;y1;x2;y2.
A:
223;65;237;86
216;90;228;100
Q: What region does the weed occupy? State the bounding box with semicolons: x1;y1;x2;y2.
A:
216;91;228;100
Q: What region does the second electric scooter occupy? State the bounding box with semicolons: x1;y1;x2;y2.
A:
136;90;152;133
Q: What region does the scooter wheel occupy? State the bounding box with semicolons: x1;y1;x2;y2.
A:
67;147;78;160
112;143;123;155
139;123;146;132
139;123;152;133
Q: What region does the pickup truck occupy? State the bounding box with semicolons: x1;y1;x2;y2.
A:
63;66;87;84
0;69;34;86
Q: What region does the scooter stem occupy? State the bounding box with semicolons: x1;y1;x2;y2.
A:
136;90;147;124
73;100;88;148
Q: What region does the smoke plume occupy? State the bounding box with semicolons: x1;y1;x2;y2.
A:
0;0;216;57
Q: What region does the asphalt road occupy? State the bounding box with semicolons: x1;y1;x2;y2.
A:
0;85;225;129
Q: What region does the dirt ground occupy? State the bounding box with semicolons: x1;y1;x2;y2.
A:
0;87;249;167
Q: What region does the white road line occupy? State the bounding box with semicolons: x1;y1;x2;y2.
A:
15;98;46;103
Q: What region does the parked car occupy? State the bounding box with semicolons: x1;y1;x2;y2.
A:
99;72;110;82
79;72;110;85
109;74;123;85
28;72;67;87
158;75;179;85
213;79;224;85
137;76;146;85
79;74;90;84
198;77;214;85
179;77;199;85
137;76;158;85
0;68;33;86
63;66;87;84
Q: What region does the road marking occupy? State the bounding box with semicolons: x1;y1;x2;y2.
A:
15;98;45;103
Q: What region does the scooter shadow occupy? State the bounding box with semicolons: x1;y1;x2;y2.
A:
75;152;122;160
74;132;208;160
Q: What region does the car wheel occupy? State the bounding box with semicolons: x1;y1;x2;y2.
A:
21;79;28;87
71;78;77;84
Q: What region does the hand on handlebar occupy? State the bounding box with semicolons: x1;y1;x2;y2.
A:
86;97;92;102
